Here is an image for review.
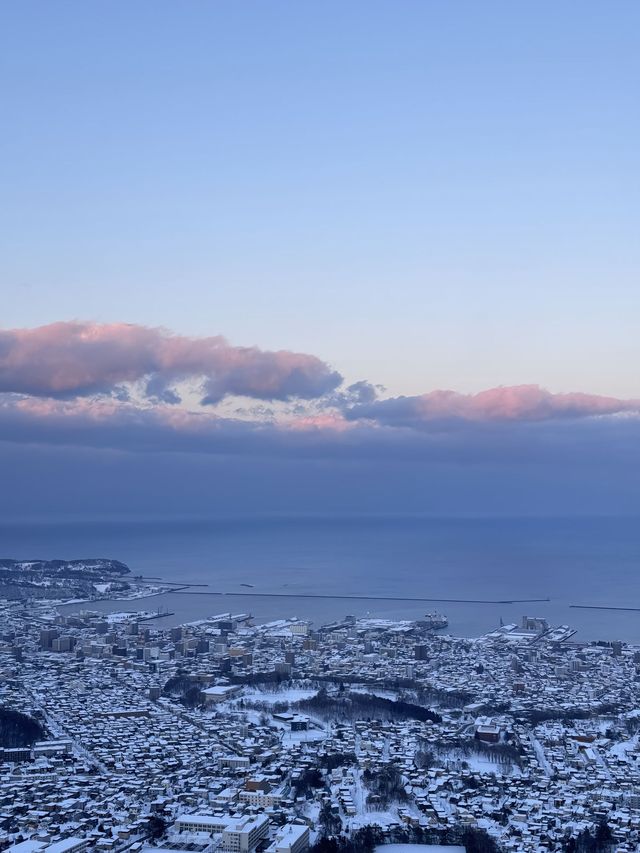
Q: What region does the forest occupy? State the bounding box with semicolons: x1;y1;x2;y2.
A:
0;707;45;748
296;688;442;724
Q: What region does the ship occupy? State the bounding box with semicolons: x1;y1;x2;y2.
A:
422;611;448;630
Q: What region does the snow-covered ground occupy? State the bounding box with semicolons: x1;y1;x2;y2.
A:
281;726;327;746
55;583;173;608
241;686;318;704
609;732;640;759
435;747;520;777
530;733;553;777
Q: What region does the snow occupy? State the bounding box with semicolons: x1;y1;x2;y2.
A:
348;809;401;830
240;686;318;704
357;619;416;632
609;732;639;759
433;747;519;777
530;733;553;777
280;726;327;746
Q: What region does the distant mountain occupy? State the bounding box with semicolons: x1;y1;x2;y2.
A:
0;558;132;600
0;558;130;578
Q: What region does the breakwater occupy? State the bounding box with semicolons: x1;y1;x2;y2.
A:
172;590;551;605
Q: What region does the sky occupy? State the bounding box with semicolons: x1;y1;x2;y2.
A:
1;1;639;518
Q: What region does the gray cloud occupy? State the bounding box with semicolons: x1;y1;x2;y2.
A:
2;405;640;521
1;394;639;473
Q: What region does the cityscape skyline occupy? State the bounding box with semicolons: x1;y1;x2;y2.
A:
3;5;640;852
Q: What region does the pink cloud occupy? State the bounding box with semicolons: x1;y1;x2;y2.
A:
288;413;353;432
345;385;640;425
0;321;342;403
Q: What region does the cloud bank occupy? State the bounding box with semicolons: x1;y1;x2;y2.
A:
345;385;640;427
0;321;343;403
1;321;639;517
0;392;638;467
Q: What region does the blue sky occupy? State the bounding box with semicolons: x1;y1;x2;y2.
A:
3;1;639;397
1;2;639;518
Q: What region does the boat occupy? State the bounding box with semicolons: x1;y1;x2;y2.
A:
422;611;448;630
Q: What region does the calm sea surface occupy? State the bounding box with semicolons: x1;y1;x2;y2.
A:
2;516;640;642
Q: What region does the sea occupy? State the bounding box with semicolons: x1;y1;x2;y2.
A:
2;515;640;642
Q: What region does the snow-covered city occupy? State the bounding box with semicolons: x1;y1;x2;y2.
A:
2;593;639;853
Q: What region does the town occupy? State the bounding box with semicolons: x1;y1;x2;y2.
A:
1;597;639;853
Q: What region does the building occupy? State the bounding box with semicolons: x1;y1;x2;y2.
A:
219;754;251;769
201;684;242;703
271;712;309;731
44;839;88;853
266;824;310;853
239;789;281;808
174;813;269;849
5;842;47;853
174;814;230;834
475;718;501;744
0;747;32;762
221;815;270;852
414;644;428;661
32;739;73;757
39;629;59;650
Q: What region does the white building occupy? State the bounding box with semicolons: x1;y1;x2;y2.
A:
202;684;242;703
239;789;281;807
174;814;230;834
174;814;269;852
266;823;310;853
44;840;88;853
5;843;47;853
221;815;270;852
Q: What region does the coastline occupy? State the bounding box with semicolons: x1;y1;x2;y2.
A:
55;587;640;645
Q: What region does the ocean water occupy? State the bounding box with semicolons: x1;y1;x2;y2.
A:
2;515;640;642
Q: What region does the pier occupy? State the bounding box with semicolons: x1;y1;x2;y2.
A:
138;611;175;621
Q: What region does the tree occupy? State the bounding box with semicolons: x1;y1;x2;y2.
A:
147;815;167;840
318;801;342;837
462;826;502;853
0;708;46;748
293;768;324;799
362;767;408;807
595;818;612;850
415;748;434;769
